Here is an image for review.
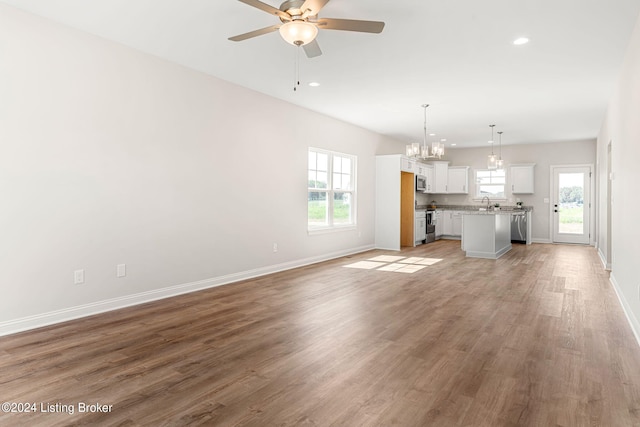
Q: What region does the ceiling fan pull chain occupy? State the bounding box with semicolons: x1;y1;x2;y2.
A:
293;44;301;92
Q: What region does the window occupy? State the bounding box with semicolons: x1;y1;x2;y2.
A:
475;169;506;199
308;148;356;231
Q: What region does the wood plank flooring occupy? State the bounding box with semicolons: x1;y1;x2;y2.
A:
1;241;640;426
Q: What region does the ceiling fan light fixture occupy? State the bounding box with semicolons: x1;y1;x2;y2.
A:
279;21;318;46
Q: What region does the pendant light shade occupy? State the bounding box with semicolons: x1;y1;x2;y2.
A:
487;124;497;170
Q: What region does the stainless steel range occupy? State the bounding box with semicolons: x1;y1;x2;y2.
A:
426;210;436;243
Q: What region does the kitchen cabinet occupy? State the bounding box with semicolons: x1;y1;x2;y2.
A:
451;211;463;236
510;164;535;194
424;164;434;193
375;155;416;250
440;210;463;238
401;157;416;173
441;211;452;236
415;211;426;244
427;162;469;194
432;161;449;193
448;167;469;194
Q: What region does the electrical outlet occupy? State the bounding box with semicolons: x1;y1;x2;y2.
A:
273;243;278;253
117;264;126;278
74;269;85;285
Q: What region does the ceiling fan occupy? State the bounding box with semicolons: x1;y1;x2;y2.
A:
228;0;385;58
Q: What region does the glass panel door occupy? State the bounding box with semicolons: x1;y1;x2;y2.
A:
552;166;591;244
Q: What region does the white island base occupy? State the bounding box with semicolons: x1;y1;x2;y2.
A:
462;212;512;259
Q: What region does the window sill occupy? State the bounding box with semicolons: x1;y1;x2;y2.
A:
308;224;357;236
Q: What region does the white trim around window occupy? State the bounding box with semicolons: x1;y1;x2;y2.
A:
307;148;357;233
473;168;507;201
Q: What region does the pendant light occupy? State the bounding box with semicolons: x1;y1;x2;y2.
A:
405;104;444;159
487;124;497;170
496;131;505;170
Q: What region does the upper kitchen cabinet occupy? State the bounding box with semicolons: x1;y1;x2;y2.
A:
401;157;416;173
510;164;535;194
432;161;448;193
424;164;434;193
447;166;469;194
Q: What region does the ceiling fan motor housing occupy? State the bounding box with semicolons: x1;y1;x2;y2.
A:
279;0;308;19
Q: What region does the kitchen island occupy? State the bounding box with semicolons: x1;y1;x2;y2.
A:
461;211;512;259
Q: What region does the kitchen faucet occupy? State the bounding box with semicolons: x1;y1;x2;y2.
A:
481;196;491;210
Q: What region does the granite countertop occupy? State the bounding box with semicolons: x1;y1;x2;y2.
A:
459;210;517;215
416;204;533;212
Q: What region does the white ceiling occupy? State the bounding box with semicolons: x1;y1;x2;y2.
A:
3;0;640;148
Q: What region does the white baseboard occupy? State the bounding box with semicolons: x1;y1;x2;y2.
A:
598;247;612;270
531;238;552;244
0;244;375;337
609;273;640;348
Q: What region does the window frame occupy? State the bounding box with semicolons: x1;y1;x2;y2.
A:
473;168;507;201
307;147;357;234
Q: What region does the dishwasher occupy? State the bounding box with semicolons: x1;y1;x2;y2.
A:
511;212;527;243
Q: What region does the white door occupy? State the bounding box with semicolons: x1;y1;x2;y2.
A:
552;166;591;244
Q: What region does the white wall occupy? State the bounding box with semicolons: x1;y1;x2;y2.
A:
419;140;596;242
597;11;640;341
0;5;403;334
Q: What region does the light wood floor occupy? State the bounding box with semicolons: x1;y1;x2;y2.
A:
2;241;640;426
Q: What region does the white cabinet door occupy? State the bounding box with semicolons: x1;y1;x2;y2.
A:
442;211;453;235
401;157;416;173
424;165;434;193
415;216;426;243
451;211;463;236
511;164;535;194
448;167;469;194
433;162;448;193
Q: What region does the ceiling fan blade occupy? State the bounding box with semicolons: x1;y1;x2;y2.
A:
303;39;322;58
228;24;281;42
237;0;291;20
316;18;385;33
300;0;330;18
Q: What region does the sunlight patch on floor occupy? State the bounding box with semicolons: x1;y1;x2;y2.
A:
343;261;388;270
343;256;442;273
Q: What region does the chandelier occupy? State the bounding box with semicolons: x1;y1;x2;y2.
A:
405;104;445;160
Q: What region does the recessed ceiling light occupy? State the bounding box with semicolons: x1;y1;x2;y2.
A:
309;82;320;87
429;133;436;136
451;143;457;146
513;37;529;45
440;138;447;142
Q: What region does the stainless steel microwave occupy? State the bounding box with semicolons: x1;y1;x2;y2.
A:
416;175;427;191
